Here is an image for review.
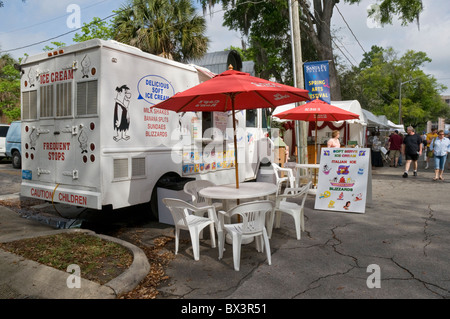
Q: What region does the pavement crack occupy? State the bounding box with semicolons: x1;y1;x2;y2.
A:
422;204;435;257
390;257;449;298
292;265;357;298
328;224;361;268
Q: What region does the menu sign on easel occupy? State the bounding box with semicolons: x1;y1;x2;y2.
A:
314;148;371;214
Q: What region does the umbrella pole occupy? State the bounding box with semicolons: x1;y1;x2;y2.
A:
231;97;239;189
231;97;241;223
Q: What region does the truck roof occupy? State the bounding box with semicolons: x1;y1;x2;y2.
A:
20;38;197;73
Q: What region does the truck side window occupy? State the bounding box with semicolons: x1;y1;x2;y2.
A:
22;90;38;120
246;109;257;127
56;82;72;117
202;112;212;136
77;80;98;116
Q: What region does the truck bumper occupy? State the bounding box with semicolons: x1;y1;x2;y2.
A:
21;181;102;210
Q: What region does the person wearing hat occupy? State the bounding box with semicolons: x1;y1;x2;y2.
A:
388;129;403;167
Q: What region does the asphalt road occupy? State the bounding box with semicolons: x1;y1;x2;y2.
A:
2;160;450;300
0;161;21;196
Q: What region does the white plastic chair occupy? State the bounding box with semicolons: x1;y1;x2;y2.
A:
184;180;223;238
271;163;296;192
162;198;222;261
268;182;312;240
184;180;223;210
218;200;274;271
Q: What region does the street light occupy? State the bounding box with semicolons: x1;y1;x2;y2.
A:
398;74;429;124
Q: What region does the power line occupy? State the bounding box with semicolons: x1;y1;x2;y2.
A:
335;4;366;54
0;0;112;36
0;0;274;55
0;11;118;54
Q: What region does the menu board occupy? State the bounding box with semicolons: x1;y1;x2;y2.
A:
314;148;371;214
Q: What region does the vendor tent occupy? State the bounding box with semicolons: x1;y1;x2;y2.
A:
330;100;366;147
271;100;367;147
362;109;389;129
387;120;406;134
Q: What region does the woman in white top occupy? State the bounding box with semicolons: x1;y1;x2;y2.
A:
429;130;450;180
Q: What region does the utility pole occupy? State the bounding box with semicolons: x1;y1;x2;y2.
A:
289;0;308;164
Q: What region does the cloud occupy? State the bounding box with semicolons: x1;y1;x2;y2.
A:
201;5;242;52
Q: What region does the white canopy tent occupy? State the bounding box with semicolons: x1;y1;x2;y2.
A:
271;100;368;147
362;109;390;129
330;100;366;147
387;120;406;134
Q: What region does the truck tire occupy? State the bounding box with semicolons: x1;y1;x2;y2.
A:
12;150;21;169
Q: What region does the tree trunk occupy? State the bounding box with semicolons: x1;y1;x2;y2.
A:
301;0;342;100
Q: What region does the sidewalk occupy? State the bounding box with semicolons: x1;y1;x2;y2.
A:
0;201;150;299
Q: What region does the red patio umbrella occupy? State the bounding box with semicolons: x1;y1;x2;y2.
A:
152;66;310;188
274;98;360;163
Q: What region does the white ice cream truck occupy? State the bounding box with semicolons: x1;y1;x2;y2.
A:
19;39;273;217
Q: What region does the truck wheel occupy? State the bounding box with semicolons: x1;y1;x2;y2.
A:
12;150;21;169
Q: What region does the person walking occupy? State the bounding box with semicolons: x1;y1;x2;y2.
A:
371;131;383;168
401;126;423;178
425;128;438;169
388;130;403;167
429;130;450;181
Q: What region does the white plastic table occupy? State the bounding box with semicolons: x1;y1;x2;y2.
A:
199;182;278;207
199;182;277;244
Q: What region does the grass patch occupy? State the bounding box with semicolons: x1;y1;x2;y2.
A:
0;232;133;285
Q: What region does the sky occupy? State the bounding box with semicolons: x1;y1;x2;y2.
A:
0;0;449;96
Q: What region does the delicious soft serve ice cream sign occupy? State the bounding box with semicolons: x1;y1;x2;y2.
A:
137;75;175;105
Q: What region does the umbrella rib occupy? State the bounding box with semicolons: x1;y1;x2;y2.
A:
177;95;200;113
254;91;276;107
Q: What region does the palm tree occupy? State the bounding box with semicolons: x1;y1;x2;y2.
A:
112;0;209;63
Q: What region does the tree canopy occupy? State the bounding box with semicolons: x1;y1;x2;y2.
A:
199;0;425;100
340;45;449;127
112;0;209;62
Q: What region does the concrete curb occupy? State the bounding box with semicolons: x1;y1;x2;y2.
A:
96;233;150;296
0;227;150;297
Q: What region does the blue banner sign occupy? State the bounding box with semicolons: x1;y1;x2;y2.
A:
304;61;331;103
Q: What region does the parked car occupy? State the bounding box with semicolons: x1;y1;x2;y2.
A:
5;121;21;168
0;123;10;160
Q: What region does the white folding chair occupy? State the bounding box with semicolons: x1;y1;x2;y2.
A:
268;182;312;240
184;180;223;210
184;180;223;239
271;163;296;192
218;200;274;271
162;198;222;261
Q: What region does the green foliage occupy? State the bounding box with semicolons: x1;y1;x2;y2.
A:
218;0;317;84
0;54;20;122
73;17;114;42
112;0;209;63
340;46;448;127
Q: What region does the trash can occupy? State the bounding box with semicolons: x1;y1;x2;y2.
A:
256;163;276;184
156;176;195;225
